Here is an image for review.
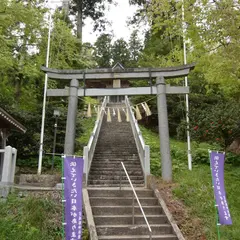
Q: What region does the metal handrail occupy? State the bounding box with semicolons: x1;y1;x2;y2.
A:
119;162;152;240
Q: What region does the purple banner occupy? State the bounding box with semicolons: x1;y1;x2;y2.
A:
64;156;84;240
210;151;232;225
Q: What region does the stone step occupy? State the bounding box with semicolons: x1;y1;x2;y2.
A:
88;184;145;187
94;215;168;225
98;133;133;135
93;153;138;156
95;146;136;148
94;152;137;155
88;180;144;185
95;148;136;150
96;224;172;236
92;158;139;161
98;135;133;137
92;206;162;216
98;235;178;240
89;173;143;178
92;157;139;160
93;152;138;155
96;142;134;144
89;197;158;206
88;188;153;197
91;164;141;168
91;160;140;164
90;164;142;169
89;169;143;174
88;175;144;181
93;156;138;159
90;166;142;171
92;160;139;164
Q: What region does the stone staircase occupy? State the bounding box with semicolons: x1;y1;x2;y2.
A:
86;103;179;240
88;103;144;187
88;188;178;240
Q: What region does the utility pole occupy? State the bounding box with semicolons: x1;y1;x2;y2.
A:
182;0;192;171
38;13;52;175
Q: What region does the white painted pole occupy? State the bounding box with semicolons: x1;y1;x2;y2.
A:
182;1;192;171
38;13;52;175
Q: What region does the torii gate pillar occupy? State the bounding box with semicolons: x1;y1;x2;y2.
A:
156;76;172;181
64;79;79;155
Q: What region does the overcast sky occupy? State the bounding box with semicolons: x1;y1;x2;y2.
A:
83;1;141;43
48;0;147;44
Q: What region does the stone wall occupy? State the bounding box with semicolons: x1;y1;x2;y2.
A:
19;174;61;187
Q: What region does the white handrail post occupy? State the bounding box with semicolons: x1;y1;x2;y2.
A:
83;146;89;184
144;145;150;186
11;148;17;183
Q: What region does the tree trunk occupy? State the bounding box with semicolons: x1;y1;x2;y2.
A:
63;0;69;14
76;0;83;43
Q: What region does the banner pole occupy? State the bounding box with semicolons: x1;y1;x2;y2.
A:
209;150;221;240
62;155;65;240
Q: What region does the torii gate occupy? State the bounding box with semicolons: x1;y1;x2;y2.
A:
41;63;195;181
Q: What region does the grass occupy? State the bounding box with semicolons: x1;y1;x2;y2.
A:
0;194;62;240
0;193;90;240
140;125;240;240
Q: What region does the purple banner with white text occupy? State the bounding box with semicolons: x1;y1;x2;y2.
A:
64;156;84;239
210;151;232;225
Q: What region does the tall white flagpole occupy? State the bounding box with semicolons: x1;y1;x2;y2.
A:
182;0;192;170
38;13;52;175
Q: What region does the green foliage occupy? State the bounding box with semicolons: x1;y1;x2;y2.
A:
0;194;89;240
112;38;131;66
146;0;240;96
0;2;95;161
128;30;143;66
0;194;62;240
225;152;240;166
49;11;95;70
192;148;209;164
70;0;114;32
93;33;112;67
173;164;240;240
140;124;240;239
177;100;240;149
17;156;62;173
93;31;143;68
76;115;97;156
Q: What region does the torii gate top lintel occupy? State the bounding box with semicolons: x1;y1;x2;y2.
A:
41;63;195;80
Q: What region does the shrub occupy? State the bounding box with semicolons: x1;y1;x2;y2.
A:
225;152;240;166
192;148;209;164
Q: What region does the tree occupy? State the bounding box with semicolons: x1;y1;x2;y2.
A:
0;1;95;160
112;38;130;67
128;30;143;67
70;0;114;42
93;33;113;67
0;0;47;108
187;101;240;150
146;0;240;96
